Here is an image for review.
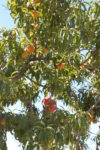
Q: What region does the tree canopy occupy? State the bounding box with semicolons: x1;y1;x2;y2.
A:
0;0;100;149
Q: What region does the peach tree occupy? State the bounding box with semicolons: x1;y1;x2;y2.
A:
0;0;100;149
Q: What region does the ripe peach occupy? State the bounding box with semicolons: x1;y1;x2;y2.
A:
33;0;38;3
22;51;28;59
0;119;6;126
57;63;65;70
48;105;56;112
27;45;35;53
43;97;51;105
32;10;38;19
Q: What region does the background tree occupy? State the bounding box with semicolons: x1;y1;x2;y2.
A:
0;0;100;149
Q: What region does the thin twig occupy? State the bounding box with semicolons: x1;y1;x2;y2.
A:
88;130;99;136
25;75;46;88
80;49;99;66
34;38;37;59
88;97;100;112
76;132;81;150
28;56;49;62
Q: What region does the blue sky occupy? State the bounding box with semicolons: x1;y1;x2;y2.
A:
0;0;100;150
0;0;14;29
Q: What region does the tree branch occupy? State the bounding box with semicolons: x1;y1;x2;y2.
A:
26;100;33;113
12;56;55;81
12;56;47;81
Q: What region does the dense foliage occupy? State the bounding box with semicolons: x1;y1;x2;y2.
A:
0;0;100;149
